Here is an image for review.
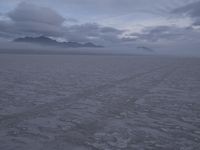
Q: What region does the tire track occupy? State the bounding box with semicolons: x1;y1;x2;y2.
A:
39;61;182;149
76;60;180;128
0;61;179;129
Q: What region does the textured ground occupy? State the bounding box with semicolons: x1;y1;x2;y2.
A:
0;54;200;150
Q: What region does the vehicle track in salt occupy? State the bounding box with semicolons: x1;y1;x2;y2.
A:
0;61;177;129
39;59;182;149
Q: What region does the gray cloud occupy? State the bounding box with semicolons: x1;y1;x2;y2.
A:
173;1;200;26
0;2;66;38
8;2;65;25
64;23;124;44
40;0;188;17
136;26;185;42
0;2;125;45
127;25;200;43
1;0;200;56
1;0;200;50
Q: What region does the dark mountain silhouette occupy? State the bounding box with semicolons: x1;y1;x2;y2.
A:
14;36;103;48
137;46;155;52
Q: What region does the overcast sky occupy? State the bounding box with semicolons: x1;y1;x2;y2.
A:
0;0;200;55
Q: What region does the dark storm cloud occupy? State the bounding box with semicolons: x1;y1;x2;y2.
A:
173;0;200;26
8;2;65;25
0;2;124;44
0;2;66;38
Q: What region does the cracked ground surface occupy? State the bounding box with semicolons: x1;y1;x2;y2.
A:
0;54;200;150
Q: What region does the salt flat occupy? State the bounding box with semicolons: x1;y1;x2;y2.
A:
0;54;200;150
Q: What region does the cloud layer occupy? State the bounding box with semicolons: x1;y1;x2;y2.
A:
173;1;200;26
8;2;65;25
0;0;200;55
0;2;124;45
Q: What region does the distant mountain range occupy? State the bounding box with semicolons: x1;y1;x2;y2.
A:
14;36;103;48
137;46;154;52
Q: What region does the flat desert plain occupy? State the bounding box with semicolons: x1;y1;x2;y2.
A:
0;54;200;150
